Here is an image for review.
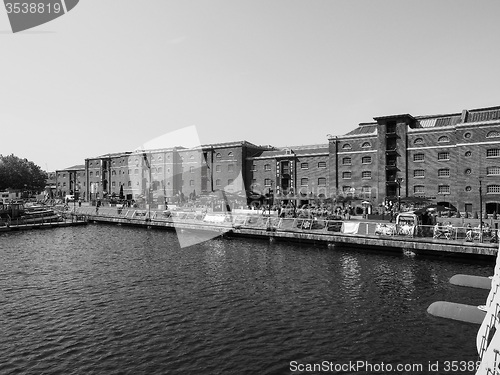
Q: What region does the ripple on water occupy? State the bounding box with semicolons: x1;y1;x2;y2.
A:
0;226;492;374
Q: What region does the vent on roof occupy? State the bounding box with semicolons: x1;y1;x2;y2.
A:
468;109;500;123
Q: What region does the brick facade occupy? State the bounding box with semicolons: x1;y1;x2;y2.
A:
55;165;85;199
330;105;500;214
66;105;500;214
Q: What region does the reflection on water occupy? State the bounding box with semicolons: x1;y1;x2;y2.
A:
0;225;493;374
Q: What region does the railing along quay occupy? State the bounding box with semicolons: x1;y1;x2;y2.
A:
75;207;498;258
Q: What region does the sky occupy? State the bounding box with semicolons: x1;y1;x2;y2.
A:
0;0;499;171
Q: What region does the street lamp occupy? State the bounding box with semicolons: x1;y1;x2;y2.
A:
395;177;403;212
479;177;483;242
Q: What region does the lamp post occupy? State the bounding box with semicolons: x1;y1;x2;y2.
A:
479;177;483;242
268;181;273;216
395;177;403;212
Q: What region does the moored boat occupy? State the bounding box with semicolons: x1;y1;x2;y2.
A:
0;201;63;225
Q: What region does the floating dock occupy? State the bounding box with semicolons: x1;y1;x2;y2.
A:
1;218;88;232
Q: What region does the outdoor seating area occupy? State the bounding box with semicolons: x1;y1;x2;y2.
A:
73;204;499;244
433;222;454;240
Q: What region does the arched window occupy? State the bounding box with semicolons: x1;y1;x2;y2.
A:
486;131;500;138
228;151;234;157
361;142;371;148
414;138;424;145
438;135;450;143
342;143;352;150
215;153;222;159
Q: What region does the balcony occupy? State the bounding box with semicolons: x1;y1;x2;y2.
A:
385;132;399;139
385;149;399;156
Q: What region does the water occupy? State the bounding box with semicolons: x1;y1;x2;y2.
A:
0;225;493;374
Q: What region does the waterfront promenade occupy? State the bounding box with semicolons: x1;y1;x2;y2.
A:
72;206;498;258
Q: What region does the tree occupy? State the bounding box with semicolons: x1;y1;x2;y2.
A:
0;154;47;193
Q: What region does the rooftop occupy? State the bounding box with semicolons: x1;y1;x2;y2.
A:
339;104;500;137
60;164;85;171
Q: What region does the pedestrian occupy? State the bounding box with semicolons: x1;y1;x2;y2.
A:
465;223;473;242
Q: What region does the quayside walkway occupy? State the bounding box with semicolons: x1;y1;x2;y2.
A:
73;207;498;258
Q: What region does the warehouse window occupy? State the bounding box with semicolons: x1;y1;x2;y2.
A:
487;149;500;158
438;185;450;194
413;153;424;162
487;185;500;194
438;169;450;177
414;170;425;178
437;152;450;161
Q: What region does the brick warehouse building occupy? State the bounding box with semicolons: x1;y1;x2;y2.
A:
329;105;500;214
65;104;500;215
54;165;85;199
246;144;331;207
82;142;271;204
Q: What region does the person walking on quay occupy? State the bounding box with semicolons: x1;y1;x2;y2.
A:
465;223;473;242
